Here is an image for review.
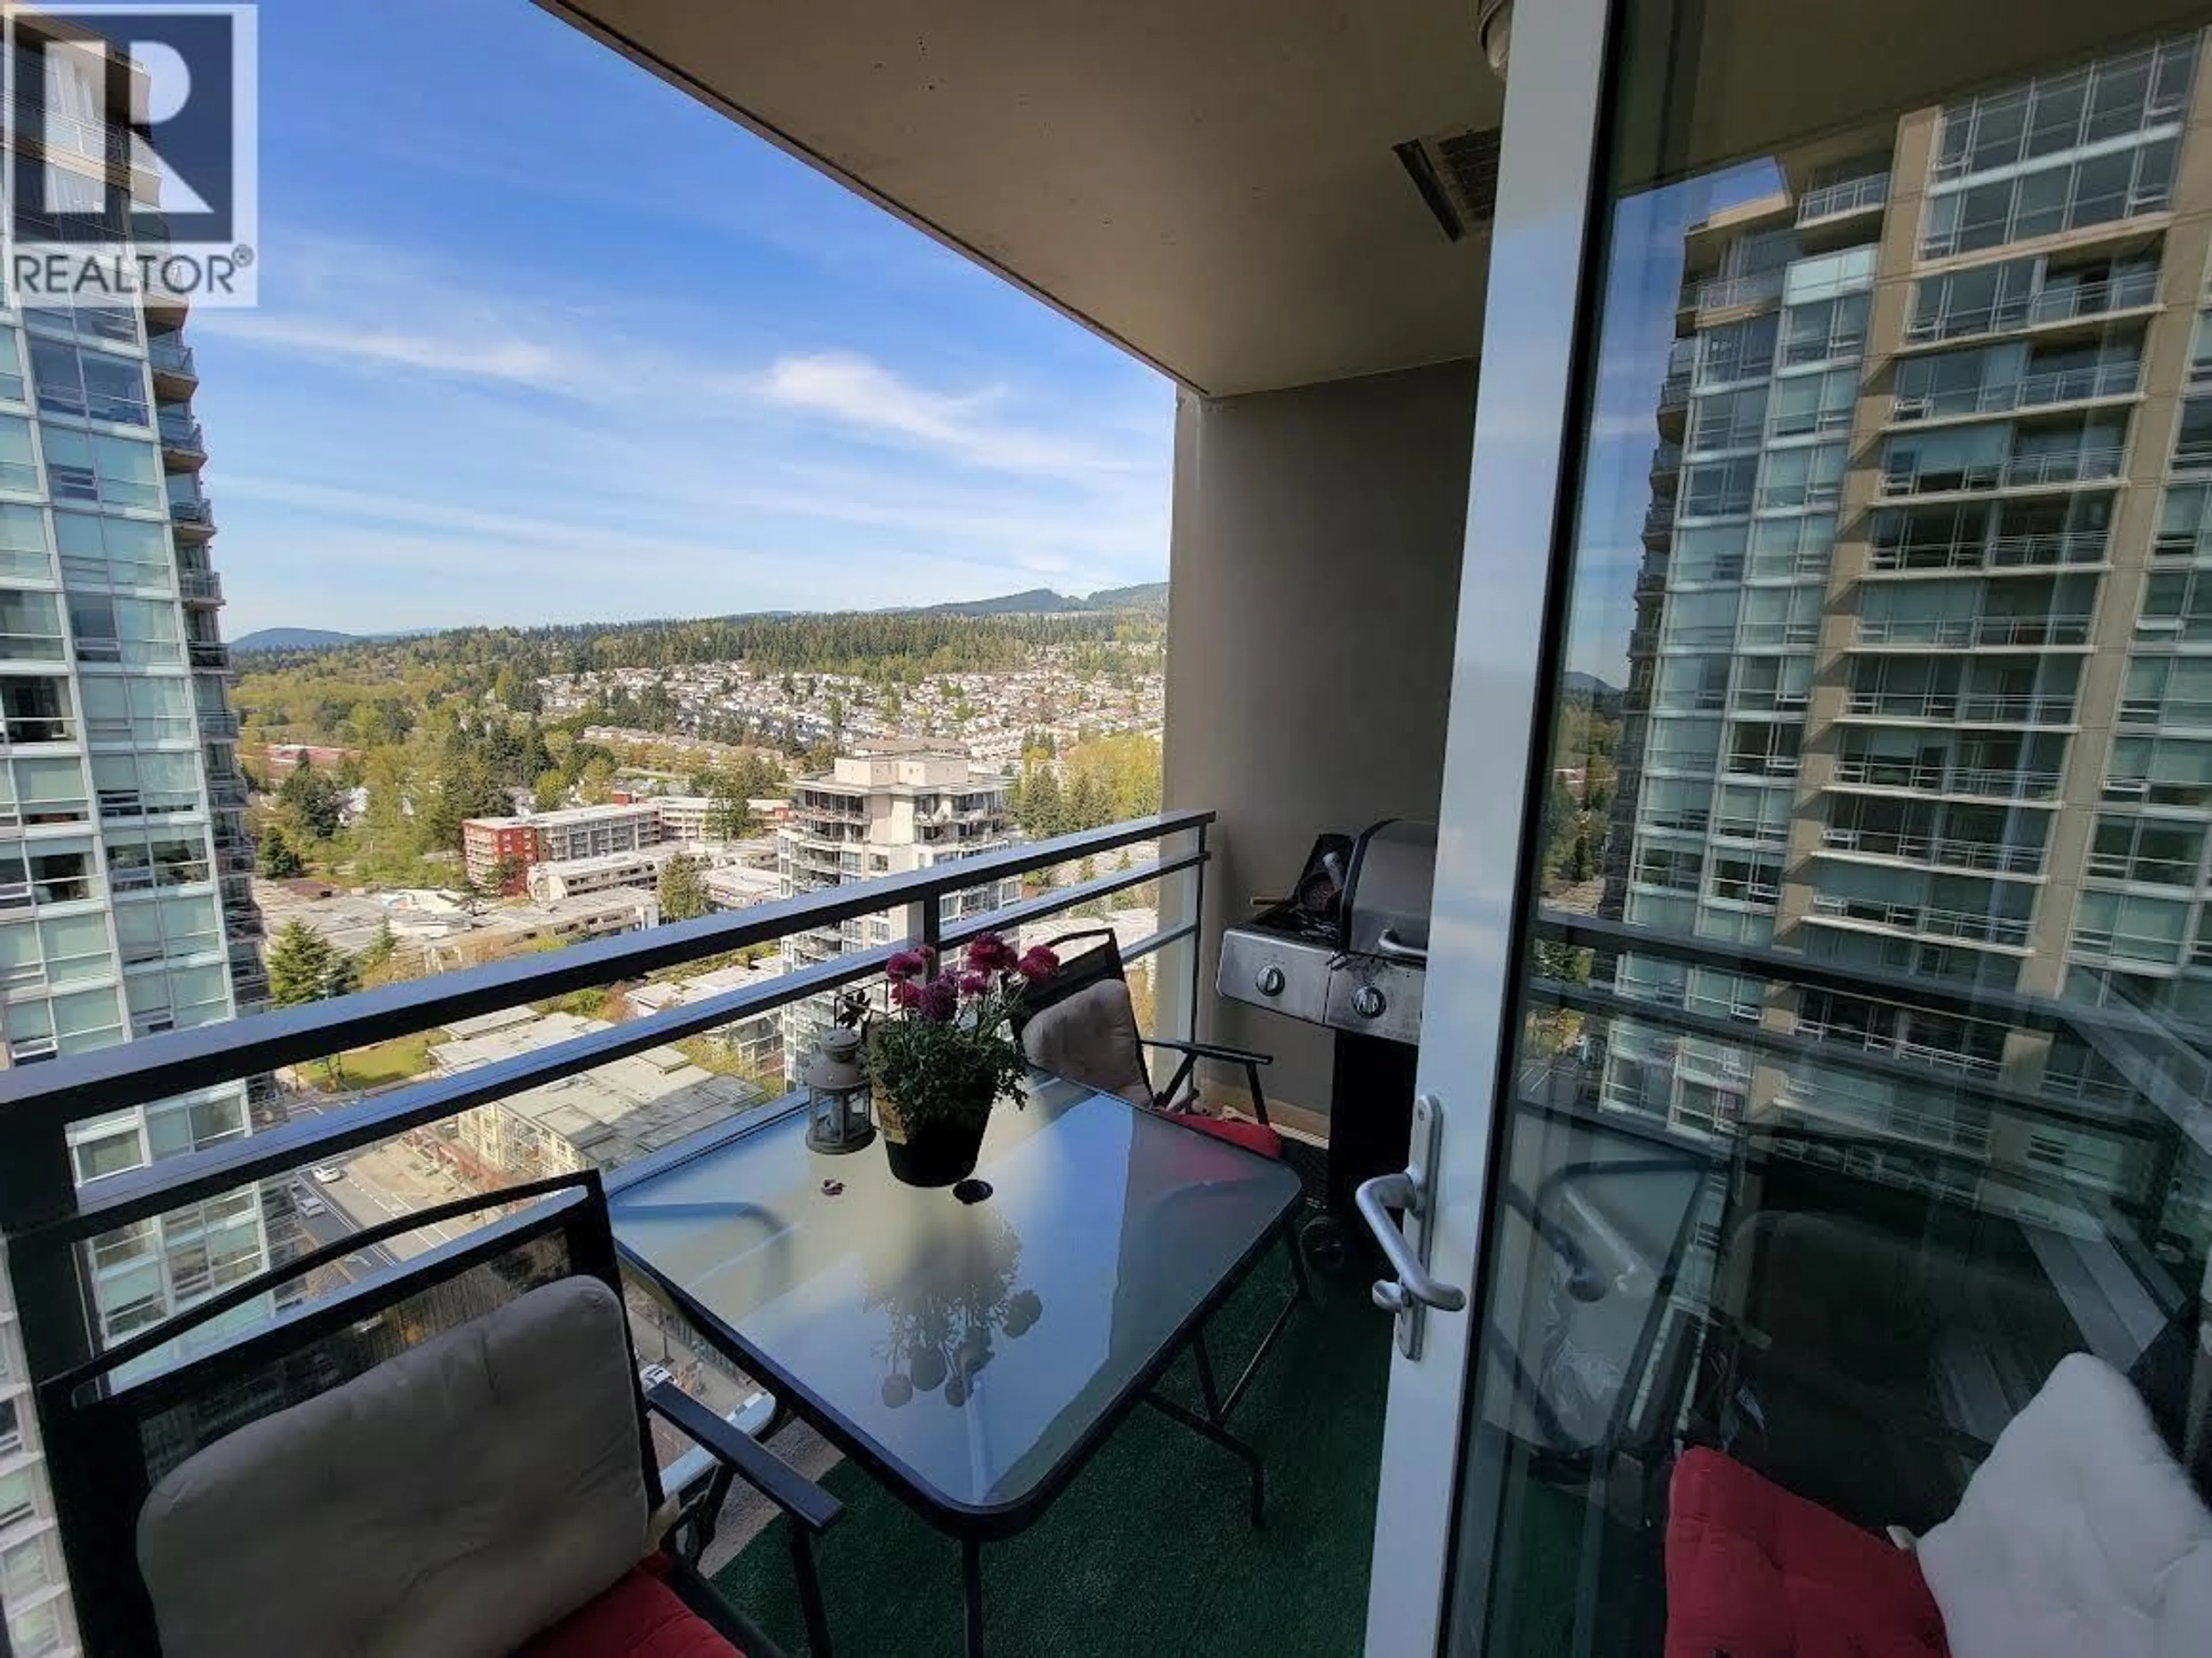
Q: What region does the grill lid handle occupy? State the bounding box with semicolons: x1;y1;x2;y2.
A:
1374;927;1429;965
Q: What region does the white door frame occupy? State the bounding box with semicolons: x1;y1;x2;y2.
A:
1361;1;1618;1652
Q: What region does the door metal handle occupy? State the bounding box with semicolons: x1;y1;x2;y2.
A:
1353;1093;1465;1358
1356;1173;1467;1314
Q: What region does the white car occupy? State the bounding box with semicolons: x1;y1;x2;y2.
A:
660;1391;779;1500
294;1193;327;1219
730;1390;775;1438
309;1165;345;1185
638;1363;676;1391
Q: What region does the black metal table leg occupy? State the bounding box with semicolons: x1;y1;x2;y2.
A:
1192;1331;1224;1420
1218;1221;1311;1423
1142;1391;1266;1527
962;1536;986;1657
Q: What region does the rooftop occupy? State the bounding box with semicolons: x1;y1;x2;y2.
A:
469;800;666;831
434;1008;769;1166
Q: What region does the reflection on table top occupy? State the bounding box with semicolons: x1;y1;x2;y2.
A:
609;1073;1303;1520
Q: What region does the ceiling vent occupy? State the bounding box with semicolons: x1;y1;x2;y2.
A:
1393;126;1503;243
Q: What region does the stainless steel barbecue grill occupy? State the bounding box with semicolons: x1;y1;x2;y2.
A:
1218;819;1434;1046
1217;821;1436;1258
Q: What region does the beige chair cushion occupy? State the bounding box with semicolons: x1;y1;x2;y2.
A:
137;1277;652;1658
1021;977;1153;1106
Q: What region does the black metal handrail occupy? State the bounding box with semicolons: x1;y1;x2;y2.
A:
0;813;1211;1242
1532;907;2212;1139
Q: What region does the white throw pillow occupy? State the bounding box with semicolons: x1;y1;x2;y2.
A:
1918;1351;2212;1658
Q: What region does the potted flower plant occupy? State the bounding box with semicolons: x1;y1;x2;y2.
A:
869;933;1059;1187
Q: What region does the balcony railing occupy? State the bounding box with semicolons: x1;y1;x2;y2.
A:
0;814;1210;1353
1878;446;2126;500
1688;270;1786;314
1840;688;2075;725
1830;757;2063;802
157;415;207;456
167;492;215;529
1818;825;2046;875
1867;527;2111;574
0;716;74;746
1796;173;1889;225
147;335;198;381
187;641;230;671
1808;893;2032;947
1890;360;2141;423
176;570;223;604
1902;270;2162;346
1853;613;2093;649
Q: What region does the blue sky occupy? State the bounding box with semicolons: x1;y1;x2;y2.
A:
190;0;1175;636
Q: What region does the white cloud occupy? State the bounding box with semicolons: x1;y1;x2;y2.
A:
755;350;1134;477
199;226;1173;633
188;312;578;389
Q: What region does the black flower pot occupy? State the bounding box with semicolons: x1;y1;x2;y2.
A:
880;1108;989;1187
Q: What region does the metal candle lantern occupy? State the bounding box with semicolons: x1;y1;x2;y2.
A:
805;1026;875;1154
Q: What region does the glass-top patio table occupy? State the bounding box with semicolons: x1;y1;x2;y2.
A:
607;1070;1308;1655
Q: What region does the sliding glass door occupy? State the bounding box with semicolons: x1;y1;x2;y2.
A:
1368;2;2212;1652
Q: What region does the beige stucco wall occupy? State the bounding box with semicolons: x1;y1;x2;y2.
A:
1162;360;1477;1117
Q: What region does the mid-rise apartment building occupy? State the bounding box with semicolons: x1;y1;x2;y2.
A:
778;743;1020;1077
463;796;728;893
1603;31;2212;1208
0;20;264;1657
525;845;680;904
460;817;543;893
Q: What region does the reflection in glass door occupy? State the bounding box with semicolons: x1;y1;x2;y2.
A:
1369;2;2212;1653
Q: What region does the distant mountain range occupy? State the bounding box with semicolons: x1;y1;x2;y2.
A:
231;627;363;653
914;582;1169;617
230;583;1172;654
231;625;451;653
1562;671;1621;699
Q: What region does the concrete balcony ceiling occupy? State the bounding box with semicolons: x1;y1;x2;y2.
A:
541;0;2208;395
538;0;1502;396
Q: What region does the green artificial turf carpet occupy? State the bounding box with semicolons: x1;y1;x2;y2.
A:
715;1243;1393;1657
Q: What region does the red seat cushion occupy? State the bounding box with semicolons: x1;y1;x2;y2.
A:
1175;1111;1283;1159
1665;1448;1948;1658
517;1555;740;1658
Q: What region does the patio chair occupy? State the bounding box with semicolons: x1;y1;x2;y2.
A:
37;1171;840;1658
1012;925;1283;1159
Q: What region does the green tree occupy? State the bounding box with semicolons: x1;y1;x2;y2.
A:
1017;762;1064;839
360;918;398;971
1065;769;1111;833
658;852;710;922
277;759;344;840
1563;828;1597;885
532;768;569;811
576;756;616;806
257;825;304;879
704;769;755;840
268;920;353;1008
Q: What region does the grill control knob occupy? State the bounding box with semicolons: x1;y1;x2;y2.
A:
1352;985;1387;1019
1255;965;1287;997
